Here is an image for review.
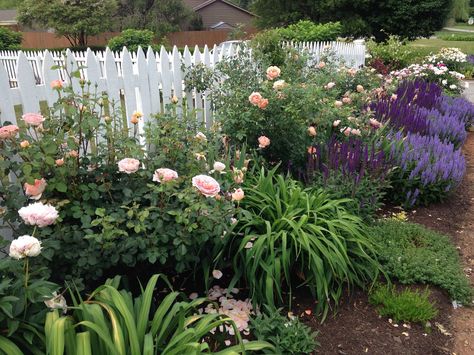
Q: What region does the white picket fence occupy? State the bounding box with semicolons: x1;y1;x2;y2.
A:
0;41;365;128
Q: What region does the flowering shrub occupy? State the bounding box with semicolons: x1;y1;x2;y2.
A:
187;47;386;172
390;63;466;95
390;132;466;207
425;47;467;72
0;76;248;287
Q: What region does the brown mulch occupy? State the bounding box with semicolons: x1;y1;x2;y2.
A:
291;132;474;354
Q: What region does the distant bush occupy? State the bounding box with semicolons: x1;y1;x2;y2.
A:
0;27;22;50
277;20;342;42
438;33;474;41
108;29;155;52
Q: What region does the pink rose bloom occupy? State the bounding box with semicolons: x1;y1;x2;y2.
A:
258;98;269;109
342;97;352;104
18;202;59;228
232;188;245;201
118;158;140;174
318;61;326;69
351;128;362;136
248;92;263;106
153;168;178;183
334;100;343;108
50;80;63;89
266;66;281;80
0;125;19;139
258;136;270;148
333;120;341;127
369;118;382;129
341;127;351;137
24;178;47;200
212;269;223;279
192;174;220;197
22;113;45;127
326;82;336;89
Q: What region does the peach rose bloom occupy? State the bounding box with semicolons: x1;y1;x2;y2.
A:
24;178;47;200
171;95;179;104
248;92;263;106
258;98;269;110
0;125;19;139
318;61;326;69
391;94;398;101
192;174;220;197
68;150;79;158
369;118;382;129
333;120;341;127
50;80;63;89
307;146;317;154
308;126;316;136
20;140;30;148
22;113;45;127
342;97;352;104
356;85;364;93
341;127;351;137
232;188;245;201
273;80;286;90
351;128;362;136
233;169;244;184
258;136;270;148
334;100;343;108
153;168;178;183
266;66;281;80
55;158;65;166
117;158;140;174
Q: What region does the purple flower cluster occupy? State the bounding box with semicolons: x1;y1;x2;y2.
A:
372;79;473;146
390;131;466;207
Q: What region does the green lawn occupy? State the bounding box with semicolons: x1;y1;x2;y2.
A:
408;37;474;55
447;23;474;31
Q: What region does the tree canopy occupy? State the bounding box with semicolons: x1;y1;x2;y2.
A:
251;0;453;41
18;0;118;47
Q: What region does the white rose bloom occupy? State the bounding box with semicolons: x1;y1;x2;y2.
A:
213;161;226;172
9;235;42;259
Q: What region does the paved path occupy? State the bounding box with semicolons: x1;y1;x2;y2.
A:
444;27;474;33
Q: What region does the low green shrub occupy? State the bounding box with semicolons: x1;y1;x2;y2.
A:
108;29;155;52
367;220;473;304
250;307;319;354
0;27;22;50
438;33;474;41
367;36;414;72
369;285;438;323
227;168;380;319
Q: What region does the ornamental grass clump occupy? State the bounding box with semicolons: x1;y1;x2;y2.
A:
227;168;380;320
390;132;466;207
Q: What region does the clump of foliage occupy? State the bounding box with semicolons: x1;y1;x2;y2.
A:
250;307;319;354
108;29;155;52
0;27;22;50
227;168;380;319
367;220;473;304
44;274;273;354
366;36;415;72
277;20;342;42
369;285;438;323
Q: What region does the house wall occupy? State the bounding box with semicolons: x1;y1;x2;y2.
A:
197;2;255;28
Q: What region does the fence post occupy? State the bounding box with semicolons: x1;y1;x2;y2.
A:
353;39;366;68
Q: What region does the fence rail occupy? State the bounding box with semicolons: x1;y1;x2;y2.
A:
0;41;365;129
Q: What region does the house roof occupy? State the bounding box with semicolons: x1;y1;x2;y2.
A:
0;10;17;23
184;0;255;17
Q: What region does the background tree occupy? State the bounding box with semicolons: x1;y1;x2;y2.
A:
251;0;452;41
450;0;470;21
115;0;197;41
17;0;118;47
